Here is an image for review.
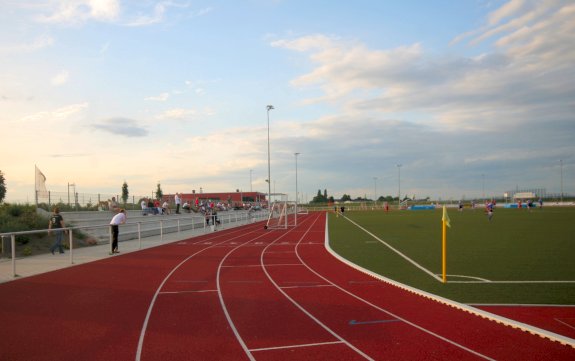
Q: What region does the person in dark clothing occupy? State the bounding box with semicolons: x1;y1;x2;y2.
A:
48;207;66;255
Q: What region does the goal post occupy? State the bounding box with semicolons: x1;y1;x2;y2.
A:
265;200;297;229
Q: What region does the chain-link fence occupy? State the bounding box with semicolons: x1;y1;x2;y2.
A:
35;191;152;212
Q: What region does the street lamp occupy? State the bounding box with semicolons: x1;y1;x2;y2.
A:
482;173;485;201
295;152;300;224
373;176;377;207
397;165;402;209
560;159;564;204
295;153;300;203
266;105;274;211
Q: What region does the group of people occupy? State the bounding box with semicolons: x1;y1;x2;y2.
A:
48;206;126;255
140;198;172;215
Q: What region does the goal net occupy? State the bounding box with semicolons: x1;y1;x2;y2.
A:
265;200;298;229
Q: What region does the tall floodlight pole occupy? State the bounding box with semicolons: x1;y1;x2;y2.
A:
373;177;377;207
482;174;485;201
266;105;274;211
397;165;402;209
295;153;300;204
560;159;564;204
295;152;300;225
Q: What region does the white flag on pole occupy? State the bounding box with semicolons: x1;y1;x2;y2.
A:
35;165;48;197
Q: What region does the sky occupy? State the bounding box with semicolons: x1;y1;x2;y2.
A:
1;0;574;204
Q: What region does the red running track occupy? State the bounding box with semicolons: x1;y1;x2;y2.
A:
0;212;573;360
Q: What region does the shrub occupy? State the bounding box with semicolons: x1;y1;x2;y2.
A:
22;246;32;256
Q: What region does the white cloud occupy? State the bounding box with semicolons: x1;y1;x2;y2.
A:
145;92;170;101
51;70;69;86
20;102;89;124
0;34;54;54
157;108;197;120
37;0;120;24
124;1;193;27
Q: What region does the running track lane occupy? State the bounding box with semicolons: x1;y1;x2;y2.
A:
0;222;266;361
285;212;575;360
0;213;574;360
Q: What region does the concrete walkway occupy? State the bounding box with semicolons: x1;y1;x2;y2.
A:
0;215;261;284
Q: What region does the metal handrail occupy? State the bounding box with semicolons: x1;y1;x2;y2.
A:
1;210;268;279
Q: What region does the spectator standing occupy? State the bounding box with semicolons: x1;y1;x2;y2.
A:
109;209;127;254
175;193;181;214
109;197;119;213
48;207;66;255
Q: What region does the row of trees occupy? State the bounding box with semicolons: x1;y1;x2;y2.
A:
310;188;413;204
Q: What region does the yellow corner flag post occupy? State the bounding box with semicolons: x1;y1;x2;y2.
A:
441;206;451;283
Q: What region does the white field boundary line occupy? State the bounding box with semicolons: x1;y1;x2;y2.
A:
299;218;495;360
445;280;575;284
325;214;575;349
341;215;442;282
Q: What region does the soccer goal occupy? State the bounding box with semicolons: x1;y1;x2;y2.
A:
265;200;298;229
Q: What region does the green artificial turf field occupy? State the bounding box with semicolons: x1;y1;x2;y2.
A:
328;206;575;304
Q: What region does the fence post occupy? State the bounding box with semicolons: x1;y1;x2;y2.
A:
69;229;74;264
11;235;16;278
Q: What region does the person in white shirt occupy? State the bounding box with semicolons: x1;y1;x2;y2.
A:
162;201;171;215
109;209;127;254
175;193;181;214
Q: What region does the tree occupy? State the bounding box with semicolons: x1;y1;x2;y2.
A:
0;170;6;203
121;181;129;204
155;182;163;200
311;189;327;203
341;194;352;202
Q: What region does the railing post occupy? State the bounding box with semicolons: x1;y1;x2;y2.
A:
177;219;180;233
160;220;163;242
69;229;74;264
11;235;16;278
138;222;142;249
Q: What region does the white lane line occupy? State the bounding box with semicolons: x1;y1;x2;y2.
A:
222;263;303;268
555;318;575;331
135;224;263;361
250;340;345;352
159;289;217;294
216;223;302;361
280;284;334;289
261;213;376;361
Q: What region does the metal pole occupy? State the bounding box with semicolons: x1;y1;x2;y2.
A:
266;105;274;213
69;229;73;264
397;164;402;209
295;152;300;225
250;169;253;192
11;235;16;278
373;176;377;207
560;159;564;204
138;223;142;249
